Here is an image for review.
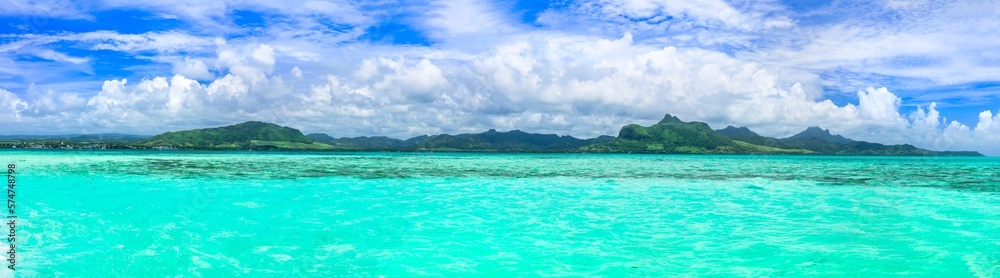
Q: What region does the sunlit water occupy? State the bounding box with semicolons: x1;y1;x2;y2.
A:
2;151;999;277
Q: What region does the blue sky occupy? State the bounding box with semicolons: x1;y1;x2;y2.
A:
1;0;1000;154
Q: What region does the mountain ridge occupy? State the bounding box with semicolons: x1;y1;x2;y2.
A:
308;129;615;152
716;126;797;149
716;125;982;156
582;117;812;154
783;127;854;144
5;116;984;156
140;121;336;150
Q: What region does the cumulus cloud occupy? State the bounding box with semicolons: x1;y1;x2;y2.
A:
975;110;1000;139
172;58;214;80
252;44;275;66
215;43;277;86
0;89;28;120
361;58;448;103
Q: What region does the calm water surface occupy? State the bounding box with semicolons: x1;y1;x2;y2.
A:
2;151;999;277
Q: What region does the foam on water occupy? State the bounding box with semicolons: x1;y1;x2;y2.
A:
2;150;999;276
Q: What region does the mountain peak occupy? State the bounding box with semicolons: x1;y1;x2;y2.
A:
142;121;314;148
802;126;833;136
804;126;826;132
233;121;269;126
786;126;853;144
659;113;682;124
716;126;759;137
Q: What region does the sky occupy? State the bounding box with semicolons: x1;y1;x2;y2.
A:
1;0;1000;154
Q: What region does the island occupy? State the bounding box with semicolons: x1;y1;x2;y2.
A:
0;114;985;156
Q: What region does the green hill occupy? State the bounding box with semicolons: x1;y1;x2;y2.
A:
783;127;854;144
779;127;983;156
716;126;797;149
130;117;984;155
307;129;615;152
141;121;337;150
0;134;149;142
306;134;412;150
582;114;811;154
410;129;613;151
714;125;983;156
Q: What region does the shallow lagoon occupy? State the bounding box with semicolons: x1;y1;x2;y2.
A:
4;151;999;276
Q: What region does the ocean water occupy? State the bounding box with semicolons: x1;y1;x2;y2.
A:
2;151;999;277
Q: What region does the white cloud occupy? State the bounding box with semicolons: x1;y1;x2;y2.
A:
172;58;214;80
422;0;517;39
78;73;255;132
92;0;376;35
20;85;88;117
351;57;449;103
79;31;217;53
0;0;92;20
975;110;1000;138
33;49;90;64
566;0;793;32
591;0;743;26
0;89;28;120
746;0;1000;90
206;74;249;101
215;43;277;86
252;44;275;66
4;31;218;55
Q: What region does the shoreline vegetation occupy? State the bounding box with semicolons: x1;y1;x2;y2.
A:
0;114;985;156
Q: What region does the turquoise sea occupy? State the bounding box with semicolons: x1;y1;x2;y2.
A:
3;151;999;277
